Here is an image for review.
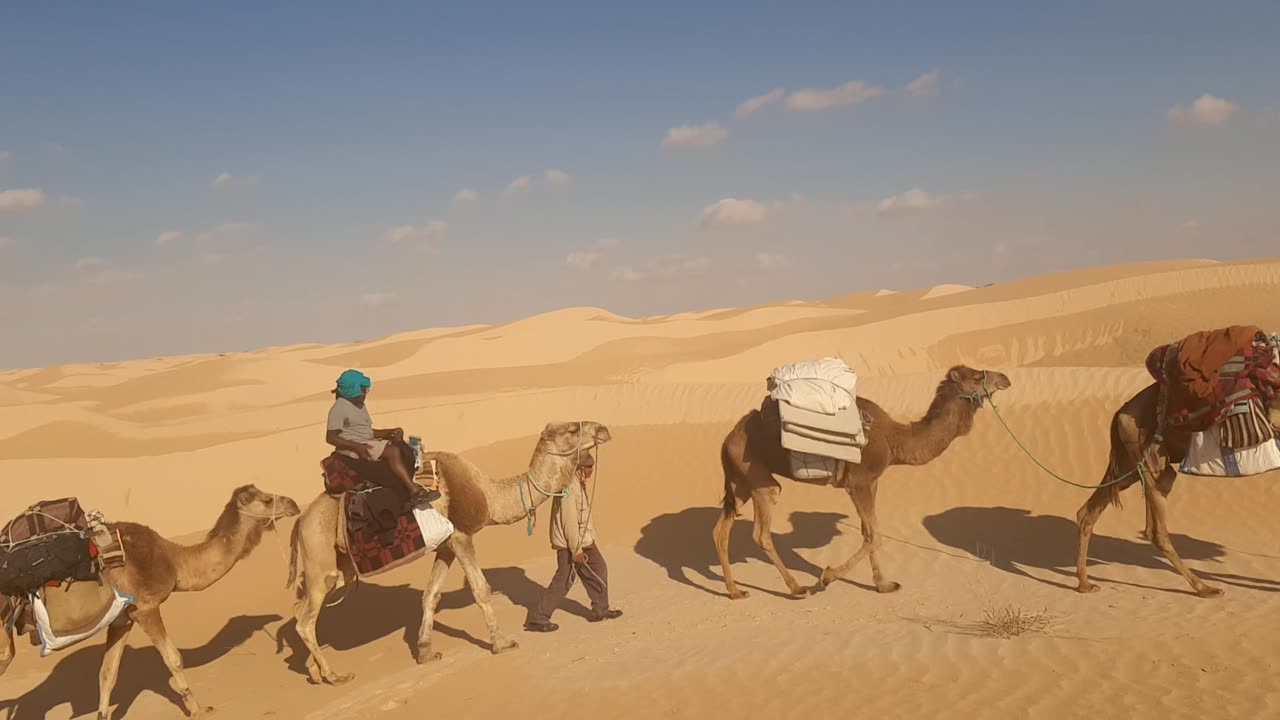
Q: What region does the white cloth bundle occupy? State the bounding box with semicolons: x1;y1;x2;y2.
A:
31;585;135;656
769;358;858;415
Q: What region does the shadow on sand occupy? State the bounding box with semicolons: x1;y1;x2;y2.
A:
634;507;860;598
0;613;280;720
921;505;1280;595
274;565;587;679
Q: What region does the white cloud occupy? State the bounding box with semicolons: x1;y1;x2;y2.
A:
610;266;646;282
155;230;183;246
76;257;108;271
736;88;785;117
210;172;258;189
361;292;393;308
876;188;975;215
1168;94;1238;127
564;237;622;271
196;221;257;243
507;175;532;193
905;71;939;98
611;254;710;281
755;253;788;270
453;188;478;203
0;188;48;216
544;169;570;185
784;81;887;112
565;251;602;271
662;123;728;147
697;197;771;229
384;220;448;245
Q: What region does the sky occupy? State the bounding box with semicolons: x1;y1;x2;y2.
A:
2;1;1279;368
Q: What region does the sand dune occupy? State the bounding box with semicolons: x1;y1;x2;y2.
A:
3;256;1280;719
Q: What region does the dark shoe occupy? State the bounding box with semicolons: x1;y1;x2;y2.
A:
523;621;559;632
588;608;622;622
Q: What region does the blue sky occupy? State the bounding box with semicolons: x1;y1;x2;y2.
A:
2;1;1278;367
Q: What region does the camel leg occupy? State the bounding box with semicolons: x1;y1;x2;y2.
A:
819;481;897;592
1145;467;1221;598
713;498;748;600
415;544;456;664
293;565;353;685
450;533;519;654
95;617;133;720
750;485;809;598
1073;481;1118;593
133;608;213;719
1140;472;1174;542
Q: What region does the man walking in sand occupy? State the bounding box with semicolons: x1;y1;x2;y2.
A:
524;453;622;632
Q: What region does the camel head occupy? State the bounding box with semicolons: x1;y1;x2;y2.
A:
232;484;301;528
941;365;1011;406
538;420;612;457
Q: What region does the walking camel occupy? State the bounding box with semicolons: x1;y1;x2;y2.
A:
0;484;300;720
1074;383;1278;597
286;420;611;686
714;365;1012;599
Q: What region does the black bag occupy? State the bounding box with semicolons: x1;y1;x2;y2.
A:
0;532;97;597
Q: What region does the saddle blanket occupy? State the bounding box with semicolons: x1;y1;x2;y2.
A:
1146;325;1280;435
323;452;454;577
1181;429;1280;477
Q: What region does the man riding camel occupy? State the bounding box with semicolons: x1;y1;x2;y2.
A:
325;369;434;505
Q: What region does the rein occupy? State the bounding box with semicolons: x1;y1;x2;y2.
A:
978;370;1152;492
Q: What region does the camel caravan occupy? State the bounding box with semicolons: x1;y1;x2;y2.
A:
1;324;1278;718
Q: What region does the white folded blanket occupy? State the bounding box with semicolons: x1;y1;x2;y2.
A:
769;358;858;415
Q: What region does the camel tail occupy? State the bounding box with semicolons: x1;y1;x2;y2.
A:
286;517;302;593
719;443;740;520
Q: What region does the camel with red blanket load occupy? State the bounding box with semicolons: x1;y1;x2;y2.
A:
319;435;455;578
1074;324;1280;598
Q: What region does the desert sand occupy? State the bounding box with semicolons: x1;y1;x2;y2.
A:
3;256;1280;719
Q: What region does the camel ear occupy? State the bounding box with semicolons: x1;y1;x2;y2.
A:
948;368;964;383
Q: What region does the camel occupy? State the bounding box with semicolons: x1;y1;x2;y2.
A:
714;365;1012;599
286;420;611;686
0;484;300;720
1073;383;1277;597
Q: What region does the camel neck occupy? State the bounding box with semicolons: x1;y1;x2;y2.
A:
891;392;978;466
171;506;265;592
489;449;578;526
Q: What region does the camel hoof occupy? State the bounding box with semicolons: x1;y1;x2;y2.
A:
415;650;442;665
329;673;356;685
818;569;838;587
728;590;750;600
1075;582;1100;594
492;639;519;654
876;581;902;594
191;707;216;719
1196;585;1224;599
788;588;811;599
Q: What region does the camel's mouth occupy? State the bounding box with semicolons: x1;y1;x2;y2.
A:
591;426;612;445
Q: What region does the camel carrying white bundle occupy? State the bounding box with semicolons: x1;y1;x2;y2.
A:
769;358;868;480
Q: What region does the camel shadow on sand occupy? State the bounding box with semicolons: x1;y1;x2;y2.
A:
274;565;588;680
922;505;1280;596
634;507;863;599
0;613;280;720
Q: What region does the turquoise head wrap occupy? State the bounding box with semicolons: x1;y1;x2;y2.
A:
335;369;371;399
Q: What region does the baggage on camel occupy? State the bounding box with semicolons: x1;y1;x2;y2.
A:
0;496;132;655
1145;325;1280;477
769;358;869;481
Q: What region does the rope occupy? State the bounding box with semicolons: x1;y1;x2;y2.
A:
979;372;1151;493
